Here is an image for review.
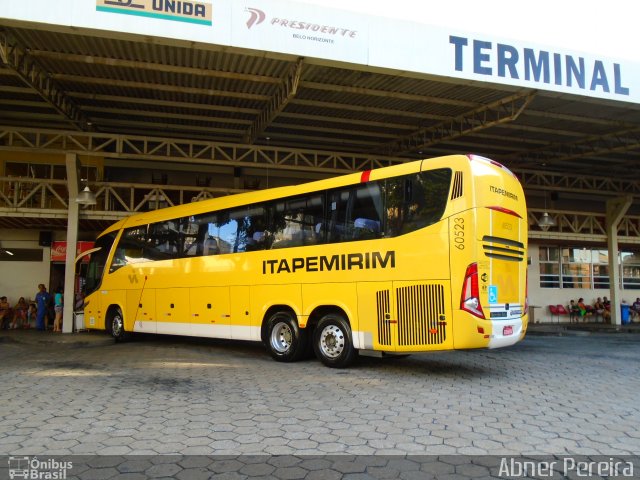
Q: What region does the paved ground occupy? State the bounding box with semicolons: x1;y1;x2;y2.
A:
0;329;639;478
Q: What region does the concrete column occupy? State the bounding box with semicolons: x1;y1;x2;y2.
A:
62;153;81;334
606;195;633;326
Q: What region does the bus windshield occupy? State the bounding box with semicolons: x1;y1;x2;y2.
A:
84;232;116;296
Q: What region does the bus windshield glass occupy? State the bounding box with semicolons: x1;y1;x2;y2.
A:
84;232;116;296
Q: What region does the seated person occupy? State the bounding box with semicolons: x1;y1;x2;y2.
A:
577;298;588;322
0;296;11;329
11;297;28;329
353;218;381;240
594;297;606;321
602;296;612;322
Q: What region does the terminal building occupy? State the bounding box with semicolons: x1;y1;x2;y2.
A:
1;0;639;330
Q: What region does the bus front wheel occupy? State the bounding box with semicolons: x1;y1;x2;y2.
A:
266;311;307;362
313;313;355;368
109;308;129;342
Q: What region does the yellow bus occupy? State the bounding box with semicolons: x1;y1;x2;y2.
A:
83;154;528;367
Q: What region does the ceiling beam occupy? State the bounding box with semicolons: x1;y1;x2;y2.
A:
28;49;281;85
89;117;245;136
69;92;260;115
49;73;271;101
381;91;537;154
264;130;377;149
301;81;628;130
0;99;61;109
0;85;37;95
290;98;449;121
278;111;415;132
244;58;304;144
300;81;478;109
268;121;398;139
0;32;88;130
517;169;640;195
82;106;253;126
513;127;640;165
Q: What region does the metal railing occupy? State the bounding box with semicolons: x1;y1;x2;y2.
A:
2;176;640;244
0;176;244;214
528;209;640;243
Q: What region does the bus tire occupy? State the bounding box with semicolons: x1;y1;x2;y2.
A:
266;311;307;362
109;308;129;342
313;313;355;368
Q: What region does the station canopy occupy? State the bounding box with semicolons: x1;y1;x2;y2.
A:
1;0;639;232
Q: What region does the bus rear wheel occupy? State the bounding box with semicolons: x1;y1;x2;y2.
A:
109;308;129;342
313;313;355;368
266;311;307;362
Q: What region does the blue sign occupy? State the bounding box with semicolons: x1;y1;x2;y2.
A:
488;285;498;304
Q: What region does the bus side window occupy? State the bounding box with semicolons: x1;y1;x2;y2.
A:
192;213;228;256
328;189;350;243
109;225;149;272
270;194;324;249
146;221;178;260
179;216;201;257
329;183;384;242
383;169;452;237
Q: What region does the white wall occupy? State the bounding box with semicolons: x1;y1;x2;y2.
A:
527;244;630;324
0;229;54;305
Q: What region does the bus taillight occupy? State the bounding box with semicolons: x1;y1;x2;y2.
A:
460;262;485;319
486;205;522;218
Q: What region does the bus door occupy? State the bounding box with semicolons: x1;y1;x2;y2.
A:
128;287;156;334
156;287;190;335
230;286;255;340
189;287;231;339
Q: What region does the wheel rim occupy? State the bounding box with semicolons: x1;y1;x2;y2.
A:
319;324;345;359
270;321;293;353
112;315;123;338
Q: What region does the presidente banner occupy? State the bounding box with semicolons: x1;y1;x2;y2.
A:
0;0;638;104
231;0;369;64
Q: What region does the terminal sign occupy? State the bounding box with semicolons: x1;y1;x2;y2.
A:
450;35;630;97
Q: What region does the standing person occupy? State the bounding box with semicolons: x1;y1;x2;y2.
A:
569;300;579;323
35;284;51;331
631;297;640;321
26;303;37;329
53;287;63;332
